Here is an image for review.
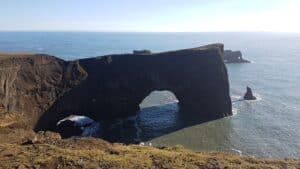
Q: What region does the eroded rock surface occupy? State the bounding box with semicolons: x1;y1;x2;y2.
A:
0;54;87;128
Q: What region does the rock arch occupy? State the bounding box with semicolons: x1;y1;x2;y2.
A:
35;44;232;131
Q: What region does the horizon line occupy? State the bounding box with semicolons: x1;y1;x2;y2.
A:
0;30;300;34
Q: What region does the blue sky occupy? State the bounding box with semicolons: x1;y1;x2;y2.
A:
0;0;299;32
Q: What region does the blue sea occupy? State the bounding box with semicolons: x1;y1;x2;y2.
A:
1;32;300;158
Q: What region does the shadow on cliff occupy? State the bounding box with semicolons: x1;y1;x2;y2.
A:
35;44;232;143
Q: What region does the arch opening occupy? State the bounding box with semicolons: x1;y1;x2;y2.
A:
137;90;181;141
139;90;179;109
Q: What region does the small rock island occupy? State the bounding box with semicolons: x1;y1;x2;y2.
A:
223;50;250;63
244;86;257;100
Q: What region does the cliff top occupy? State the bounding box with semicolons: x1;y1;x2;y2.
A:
0;52;34;57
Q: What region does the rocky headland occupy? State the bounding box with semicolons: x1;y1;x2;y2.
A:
0;44;232;132
0;44;299;168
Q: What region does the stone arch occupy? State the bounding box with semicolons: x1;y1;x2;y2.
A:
35;44;232;132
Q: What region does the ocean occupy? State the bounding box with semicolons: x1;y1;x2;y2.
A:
1;32;300;158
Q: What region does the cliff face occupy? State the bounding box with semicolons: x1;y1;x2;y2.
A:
0;54;86;128
0;44;232;131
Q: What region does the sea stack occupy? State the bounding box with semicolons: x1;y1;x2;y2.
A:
244;86;256;100
223;50;250;63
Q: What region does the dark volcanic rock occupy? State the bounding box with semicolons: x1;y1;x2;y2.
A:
37;44;232;131
223;50;250;63
133;50;152;55
0;44;232;131
244;86;256;100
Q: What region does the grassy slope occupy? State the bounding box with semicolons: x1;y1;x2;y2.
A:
0;113;299;169
0;137;299;169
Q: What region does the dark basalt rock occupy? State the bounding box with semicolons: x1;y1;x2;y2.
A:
0;44;232;131
244;86;256;100
223;50;250;63
133;50;152;55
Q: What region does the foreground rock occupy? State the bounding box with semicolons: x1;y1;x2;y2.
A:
223;50;250;63
244;86;257;100
0;44;232;132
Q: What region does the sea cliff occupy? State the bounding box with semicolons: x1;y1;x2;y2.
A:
0;44;232;132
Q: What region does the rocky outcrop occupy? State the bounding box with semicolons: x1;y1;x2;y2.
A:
0;44;232;132
223;50;250;63
244;86;256;100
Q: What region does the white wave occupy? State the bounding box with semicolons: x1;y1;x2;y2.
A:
231;93;262;103
232;108;238;116
231;94;243;103
231;148;243;156
254;93;262;101
56;115;94;126
244;93;262;102
231;94;241;100
57;115;101;137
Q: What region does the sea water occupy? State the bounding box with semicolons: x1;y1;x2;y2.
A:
1;32;300;158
